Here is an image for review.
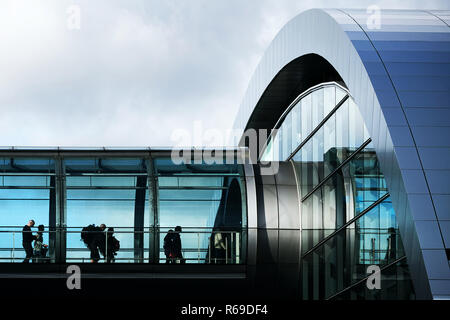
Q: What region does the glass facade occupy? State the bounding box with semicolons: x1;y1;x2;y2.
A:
261;82;415;300
155;158;246;264
65;158;149;263
261;83;348;162
0;153;246;264
0;158;55;262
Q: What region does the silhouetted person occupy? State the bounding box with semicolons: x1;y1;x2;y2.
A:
163;226;184;264
105;227;120;263
385;227;397;262
212;227;227;264
173;226;184;263
22;220;37;263
81;224;106;263
163;229;175;263
97;224;107;259
32;224;46;263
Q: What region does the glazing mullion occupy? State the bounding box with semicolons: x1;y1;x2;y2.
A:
147;156;159;264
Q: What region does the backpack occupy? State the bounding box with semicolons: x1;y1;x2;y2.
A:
81;224;97;245
163;232;176;255
110;236;120;253
34;240;43;252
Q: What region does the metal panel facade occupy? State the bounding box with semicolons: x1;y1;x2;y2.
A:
234;9;450;299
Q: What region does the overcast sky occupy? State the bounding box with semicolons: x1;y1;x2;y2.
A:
0;0;448;147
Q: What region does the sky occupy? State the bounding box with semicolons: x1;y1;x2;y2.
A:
0;0;449;147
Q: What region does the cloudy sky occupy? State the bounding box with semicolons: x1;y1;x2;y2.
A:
0;0;448;147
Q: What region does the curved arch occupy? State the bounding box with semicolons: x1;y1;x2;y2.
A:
235;9;450;299
244;53;344;132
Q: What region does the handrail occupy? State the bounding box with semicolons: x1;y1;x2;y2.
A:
0;229;243;264
0;226;243;229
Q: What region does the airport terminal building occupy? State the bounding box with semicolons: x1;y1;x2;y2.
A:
0;9;449;300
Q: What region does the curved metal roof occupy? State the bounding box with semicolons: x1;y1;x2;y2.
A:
235;9;450;299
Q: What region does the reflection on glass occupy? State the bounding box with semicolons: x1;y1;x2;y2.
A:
330;259;415;300
302;199;408;300
299;145;389;252
293;83;415;300
260;83;349;162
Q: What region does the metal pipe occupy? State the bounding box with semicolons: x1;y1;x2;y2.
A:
231;233;234;264
12;231;15;263
208;236;211;264
105;231;108;263
225;237;228;264
236;232;240;264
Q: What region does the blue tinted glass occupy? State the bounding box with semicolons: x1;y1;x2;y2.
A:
65;158;148;263
154;158;239;174
0;198;49;226
67;189;137;200
0;158;54;173
159;176;224;187
65;158;146;173
3;176;49;187
0;189;48;199
157;160;245;264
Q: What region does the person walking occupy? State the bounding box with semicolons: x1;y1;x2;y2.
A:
22;220;37;263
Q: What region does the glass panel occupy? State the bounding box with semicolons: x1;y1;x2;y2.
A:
312;127;324;186
312;89;324;131
291;101;302;151
65;158;148;263
298;145;390;252
349;99;366;152
301;94;313;145
302;198;409;300
292;93;370;196
283;111;293;159
154;158;239;174
65;158;147;173
324;113;337;177
2;176;49;187
0;158;55;173
295;83;415;300
335;99;350;164
0;158;54;263
155;159;245;264
324;86;336;116
336;86;347;103
331;259;415;300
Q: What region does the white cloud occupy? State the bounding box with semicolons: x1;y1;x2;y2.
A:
0;0;448;147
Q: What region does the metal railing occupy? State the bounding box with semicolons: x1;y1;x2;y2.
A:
0;227;244;264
